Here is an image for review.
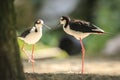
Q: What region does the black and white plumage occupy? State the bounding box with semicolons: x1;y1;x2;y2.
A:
19;19;44;72
59;16;104;74
60;16;104;40
19;19;43;44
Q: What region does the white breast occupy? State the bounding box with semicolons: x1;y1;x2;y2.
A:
23;28;42;44
63;25;90;40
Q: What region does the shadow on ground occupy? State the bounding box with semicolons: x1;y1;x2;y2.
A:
25;73;120;80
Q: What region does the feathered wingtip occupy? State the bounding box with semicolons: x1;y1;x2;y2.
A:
92;28;105;33
91;24;105;34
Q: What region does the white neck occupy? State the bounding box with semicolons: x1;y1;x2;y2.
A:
35;24;42;32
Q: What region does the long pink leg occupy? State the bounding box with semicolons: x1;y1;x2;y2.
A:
79;38;85;74
31;44;35;72
21;43;33;62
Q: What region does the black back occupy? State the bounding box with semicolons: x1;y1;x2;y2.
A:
20;25;38;38
20;28;31;38
69;20;103;33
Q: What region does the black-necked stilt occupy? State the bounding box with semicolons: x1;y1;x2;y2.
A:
19;19;50;72
59;16;104;74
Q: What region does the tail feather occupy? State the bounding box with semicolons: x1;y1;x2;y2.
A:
91;24;104;34
91;28;104;34
18;37;24;40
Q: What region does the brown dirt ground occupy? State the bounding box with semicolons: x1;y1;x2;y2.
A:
25;73;120;80
23;56;120;80
21;47;120;80
23;57;120;75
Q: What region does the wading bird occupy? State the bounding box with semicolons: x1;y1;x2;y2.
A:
19;19;50;72
59;16;104;74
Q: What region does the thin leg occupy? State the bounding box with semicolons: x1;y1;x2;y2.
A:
31;44;35;72
79;38;85;74
21;43;33;62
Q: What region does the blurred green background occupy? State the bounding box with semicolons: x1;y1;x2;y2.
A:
16;0;120;58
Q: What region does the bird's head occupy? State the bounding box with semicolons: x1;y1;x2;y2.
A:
34;19;44;27
59;16;70;25
34;19;51;29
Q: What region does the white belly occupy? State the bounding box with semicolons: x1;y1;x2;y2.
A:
23;32;42;44
63;26;90;40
